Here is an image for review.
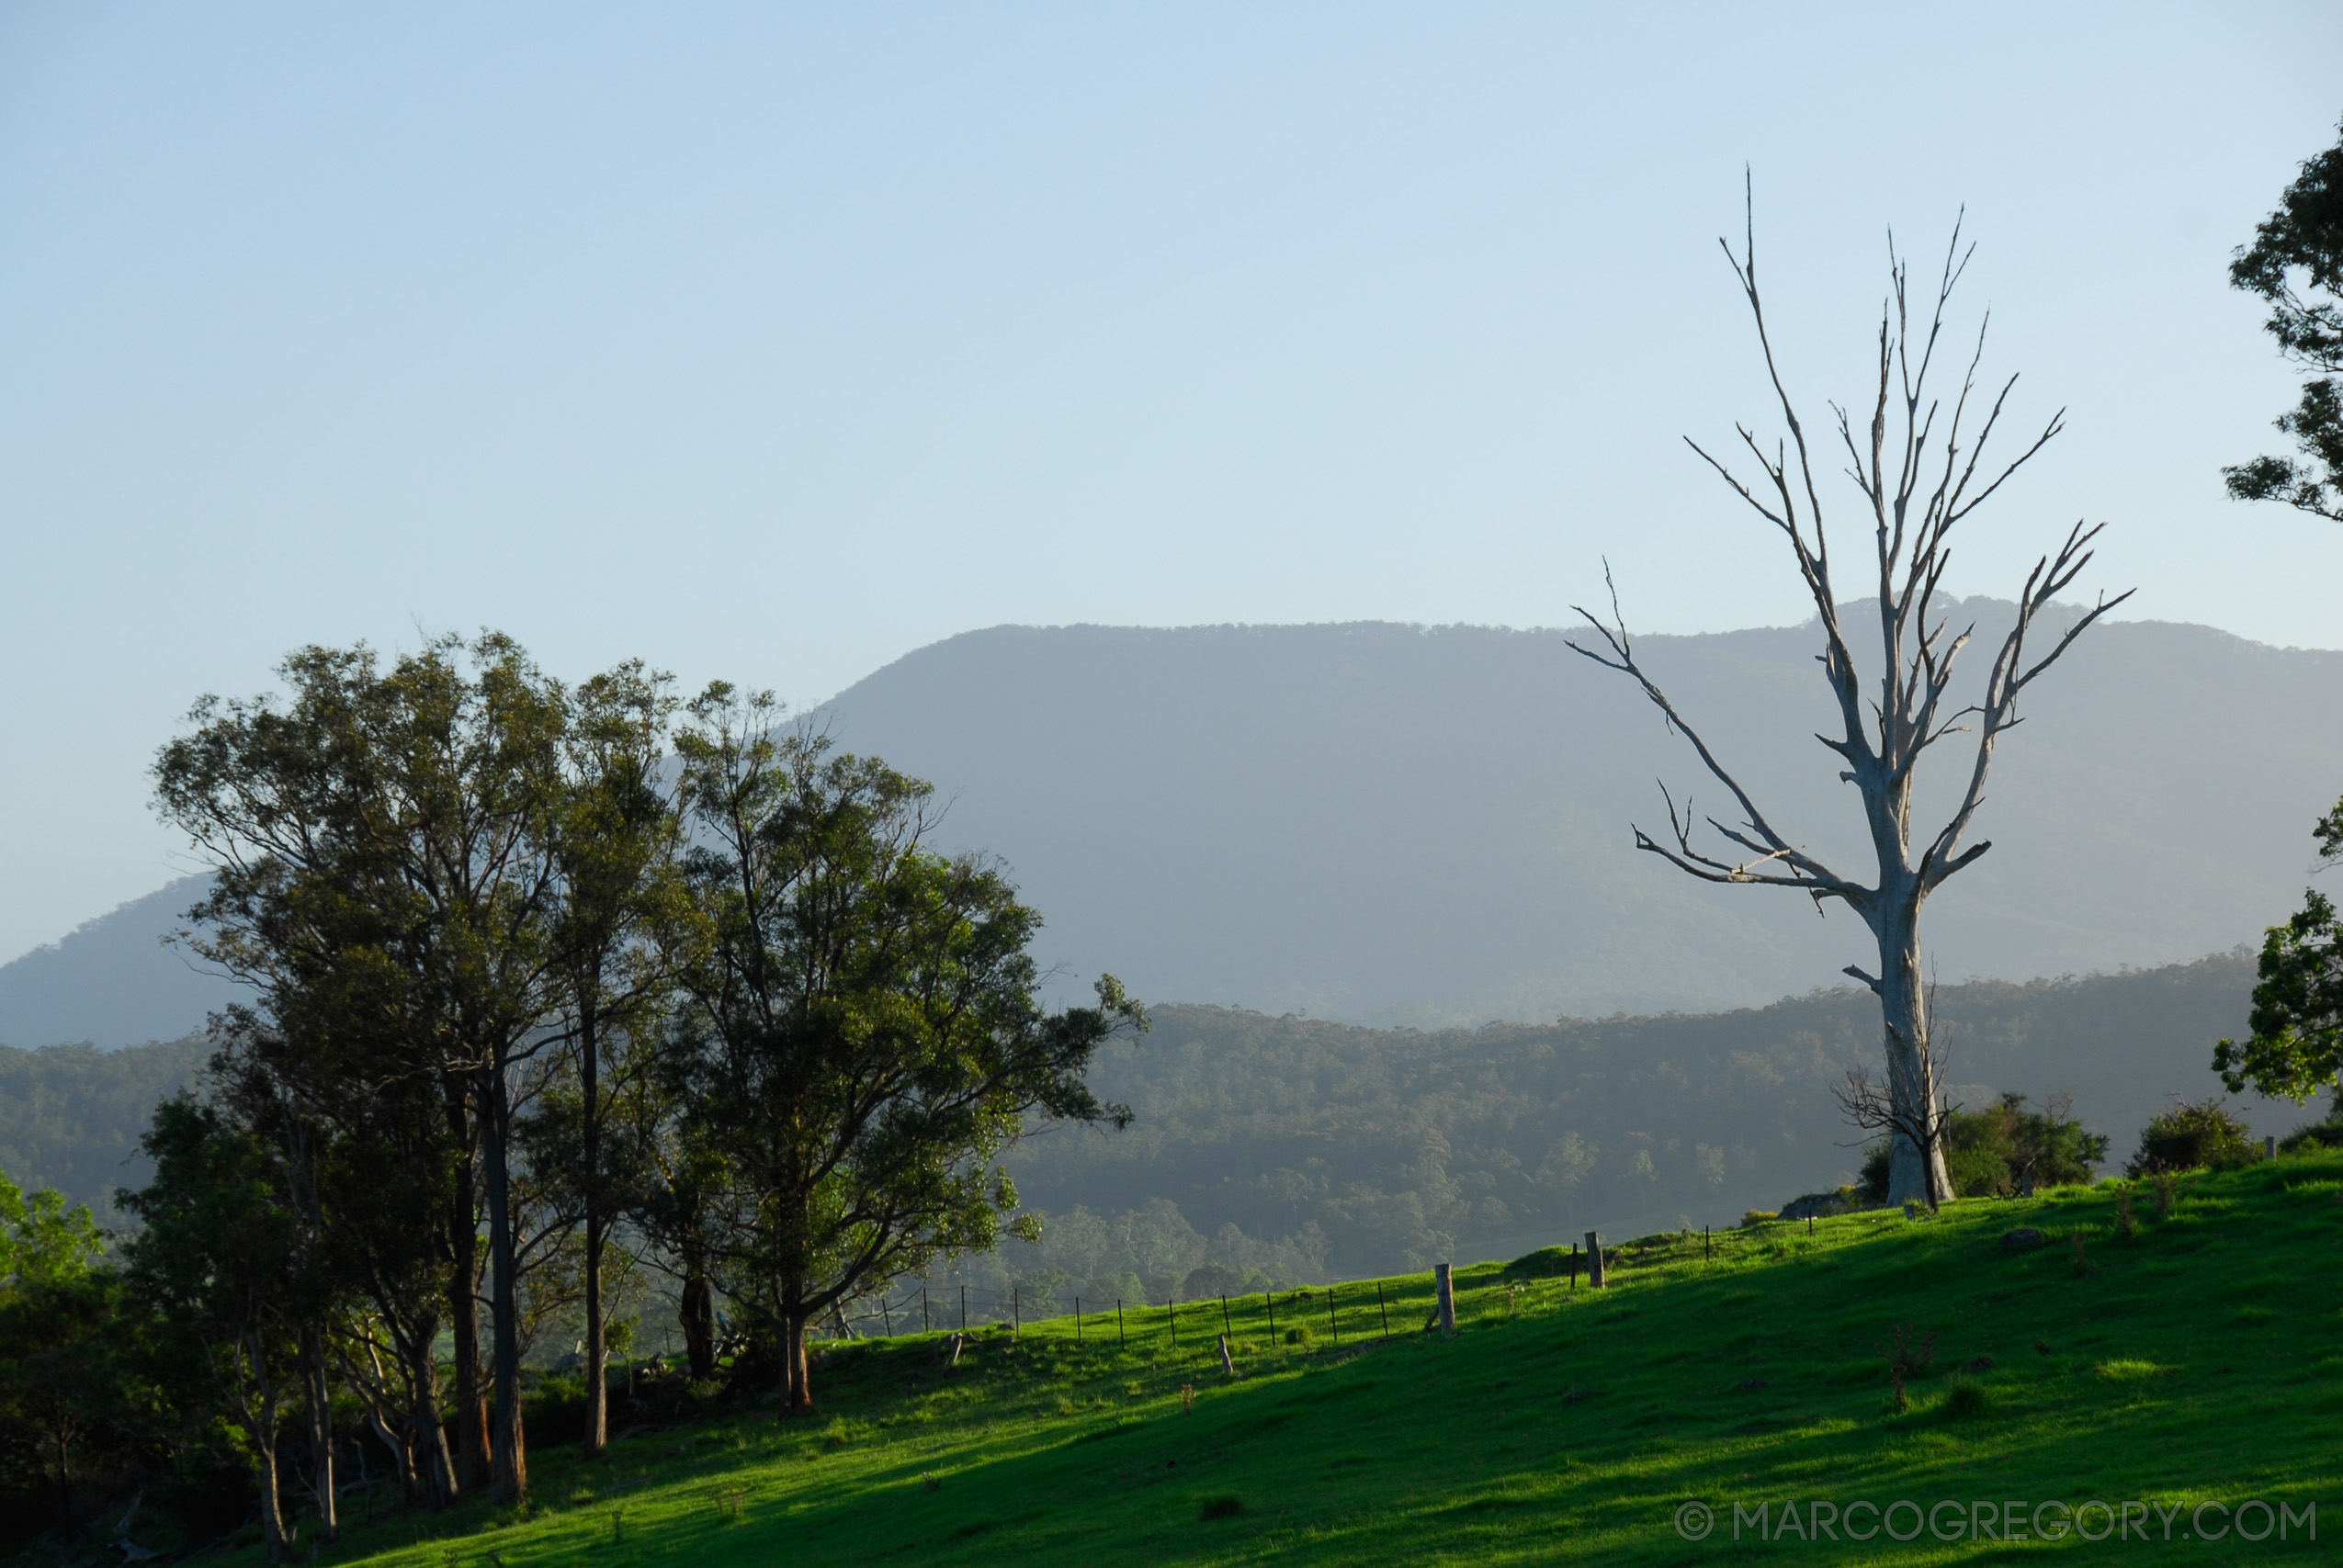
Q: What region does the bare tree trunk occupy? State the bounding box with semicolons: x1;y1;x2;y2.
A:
480;1069;528;1506
1876;907;1952;1205
301;1325;337;1543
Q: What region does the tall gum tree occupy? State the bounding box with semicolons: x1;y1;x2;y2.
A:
671;689;1145;1412
1569;198;2130;1205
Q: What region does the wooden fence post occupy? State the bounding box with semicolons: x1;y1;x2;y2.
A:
1013;1285;1020;1340
1434;1263;1456;1334
1328;1286;1339;1346
1076;1297;1082;1346
1377;1281;1390;1339
1221;1293;1232;1339
1217;1334;1235;1376
1168;1298;1177;1346
1117;1300;1125;1348
1266;1291;1275;1339
922;1286;930;1333
1585;1231;1606;1289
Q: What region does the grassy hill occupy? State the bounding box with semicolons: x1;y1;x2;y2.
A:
187;1152;2340;1566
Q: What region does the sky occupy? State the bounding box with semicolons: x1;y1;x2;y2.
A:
2;2;2339;964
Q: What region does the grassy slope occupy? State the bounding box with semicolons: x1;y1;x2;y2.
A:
286;1156;2342;1567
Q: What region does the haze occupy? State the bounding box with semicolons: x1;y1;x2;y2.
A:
3;2;2339;965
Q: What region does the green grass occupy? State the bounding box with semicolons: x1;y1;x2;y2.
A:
268;1158;2343;1565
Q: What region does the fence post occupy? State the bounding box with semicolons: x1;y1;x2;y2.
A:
1217;1334;1235;1376
1221;1293;1232;1339
1117;1300;1125;1348
1013;1285;1020;1340
1167;1298;1177;1346
922;1286;929;1333
1328;1286;1339;1346
961;1284;968;1332
1076;1297;1082;1346
1585;1231;1606;1289
1434;1263;1456;1334
1266;1291;1275;1339
1703;1225;1711;1262
1377;1281;1389;1340
881;1297;892;1337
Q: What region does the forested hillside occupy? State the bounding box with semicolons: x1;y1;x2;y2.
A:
6;953;2295;1283
0;1035;208;1227
980;951;2299;1290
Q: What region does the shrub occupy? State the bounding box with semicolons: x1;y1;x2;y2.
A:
1864;1093;2110;1200
2279;1108;2343;1155
1740;1210;1779;1228
2126;1097;2263;1177
1942;1378;1990;1419
1283;1325;1312;1348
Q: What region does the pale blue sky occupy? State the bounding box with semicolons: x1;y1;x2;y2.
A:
3;3;2339;962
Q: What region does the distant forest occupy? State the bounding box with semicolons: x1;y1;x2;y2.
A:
6;950;2296;1296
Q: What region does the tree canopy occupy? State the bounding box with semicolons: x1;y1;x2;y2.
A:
2225;118;2343;523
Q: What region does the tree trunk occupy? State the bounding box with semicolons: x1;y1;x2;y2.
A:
480;1068;528;1506
301;1325;337;1542
580;997;607;1458
255;1437;289;1567
680;1268;716;1383
444;1080;490;1491
783;1308;812;1415
404;1327;458;1506
1876;904;1952;1207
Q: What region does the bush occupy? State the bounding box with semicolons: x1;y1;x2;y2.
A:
2127;1097;2263;1177
1739;1210;1779;1228
1942;1378;1990;1419
1862;1093;2110;1201
2279;1109;2343;1155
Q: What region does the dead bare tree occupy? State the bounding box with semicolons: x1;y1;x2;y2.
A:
1568;187;2132;1205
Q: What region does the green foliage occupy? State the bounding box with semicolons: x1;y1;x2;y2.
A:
2215;797;2343;1108
1941;1093;2111;1197
2126;1096;2264;1177
0;1168;104;1287
1858;1092;2109;1201
2226;118;2343;522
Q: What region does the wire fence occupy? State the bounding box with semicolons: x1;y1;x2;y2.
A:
809;1255;1634;1349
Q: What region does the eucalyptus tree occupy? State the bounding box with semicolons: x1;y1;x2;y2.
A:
153;646;473;1499
670;687;1146;1411
2215;793;2343;1112
538;661;687;1455
2224;119;2343;523
155;633;572;1506
122;1099;311;1565
1569;199;2129;1204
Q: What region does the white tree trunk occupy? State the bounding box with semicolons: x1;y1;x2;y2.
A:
1876;906;1952;1205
